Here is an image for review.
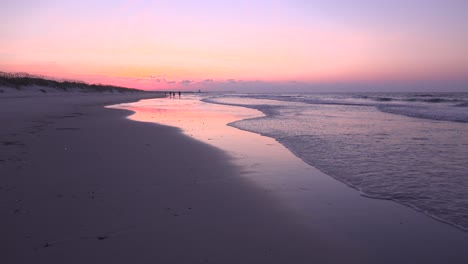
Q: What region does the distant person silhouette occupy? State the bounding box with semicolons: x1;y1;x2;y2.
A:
178;91;181;98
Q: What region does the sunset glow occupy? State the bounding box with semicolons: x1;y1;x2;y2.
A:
2;0;467;91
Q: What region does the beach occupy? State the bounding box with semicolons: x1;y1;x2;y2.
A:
2;91;468;264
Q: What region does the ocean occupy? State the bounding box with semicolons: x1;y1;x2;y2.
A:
203;92;468;231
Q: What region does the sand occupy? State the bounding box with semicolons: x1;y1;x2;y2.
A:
1;90;468;263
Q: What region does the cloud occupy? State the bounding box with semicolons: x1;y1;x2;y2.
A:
166;81;176;84
148;74;167;81
180;80;192;85
203;79;214;83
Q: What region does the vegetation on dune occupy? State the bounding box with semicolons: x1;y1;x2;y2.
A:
0;72;142;93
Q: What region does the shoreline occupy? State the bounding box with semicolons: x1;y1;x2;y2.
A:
2;92;468;263
112;95;468;263
202;94;468;232
1;92;352;263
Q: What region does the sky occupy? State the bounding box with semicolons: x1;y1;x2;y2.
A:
1;0;468;92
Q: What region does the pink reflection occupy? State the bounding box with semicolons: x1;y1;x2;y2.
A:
108;95;365;229
109;96;295;167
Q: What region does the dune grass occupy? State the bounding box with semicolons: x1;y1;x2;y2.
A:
0;72;142;93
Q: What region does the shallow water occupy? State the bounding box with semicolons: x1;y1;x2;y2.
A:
204;93;468;231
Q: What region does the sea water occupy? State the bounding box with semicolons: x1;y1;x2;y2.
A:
203;92;468;230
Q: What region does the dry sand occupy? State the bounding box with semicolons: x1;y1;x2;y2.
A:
1;90;468;263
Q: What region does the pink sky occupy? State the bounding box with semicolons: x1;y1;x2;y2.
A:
1;0;467;91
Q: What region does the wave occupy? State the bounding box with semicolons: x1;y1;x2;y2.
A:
374;97;393;102
370;96;461;104
234;93;468;123
455;102;468;107
377;105;468;123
